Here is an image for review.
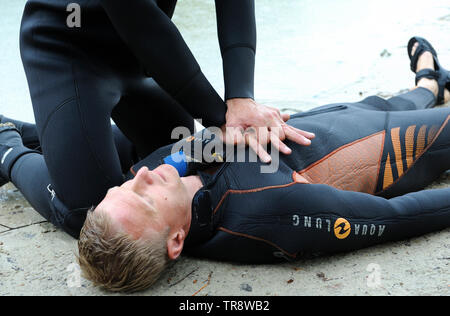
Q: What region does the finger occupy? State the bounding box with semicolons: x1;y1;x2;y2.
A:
245;126;272;146
267;105;281;116
245;133;272;163
269;124;286;141
298;129;316;139
281;113;290;122
223;126;245;145
256;126;271;145
284;125;312;146
284;124;315;140
269;131;292;155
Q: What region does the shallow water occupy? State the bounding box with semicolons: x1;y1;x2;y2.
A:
1;0;449;122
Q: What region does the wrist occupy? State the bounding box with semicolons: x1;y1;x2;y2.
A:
226;97;255;107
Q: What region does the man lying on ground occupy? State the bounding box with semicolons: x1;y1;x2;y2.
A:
1;37;449;292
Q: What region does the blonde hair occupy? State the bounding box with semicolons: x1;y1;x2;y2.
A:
77;207;170;293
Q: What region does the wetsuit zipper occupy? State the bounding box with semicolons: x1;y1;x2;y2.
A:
290;105;347;118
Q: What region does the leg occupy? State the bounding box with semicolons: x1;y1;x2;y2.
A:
372;47;450;195
355;43;450;112
0;115;40;150
376;107;450;197
0;123;67;232
345;47;450;196
0;115;137;174
386;42;450;109
20;46;126;237
112;78;195;159
9;152;60;226
0;122;136;238
288;102;450;199
31;68;124;207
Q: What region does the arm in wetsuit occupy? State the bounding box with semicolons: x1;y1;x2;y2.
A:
100;0;256;126
186;180;450;263
215;0;256;100
280;183;450;256
100;0;225;127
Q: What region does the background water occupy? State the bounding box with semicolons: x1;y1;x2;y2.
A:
1;0;449;122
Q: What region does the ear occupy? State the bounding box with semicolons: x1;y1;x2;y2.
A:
167;230;186;260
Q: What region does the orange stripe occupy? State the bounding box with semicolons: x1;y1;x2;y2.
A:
373;131;386;194
416;125;427;158
427;125;439;145
292;171;310;184
218;227;297;258
391;127;404;177
212;182;299;215
380;115;450;192
383;153;394;189
405;125;416;168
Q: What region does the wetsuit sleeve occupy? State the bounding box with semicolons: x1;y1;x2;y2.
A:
215;0;256;100
99;0;227;127
284;183;450;254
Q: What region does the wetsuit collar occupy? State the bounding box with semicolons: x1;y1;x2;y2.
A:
184;172;215;247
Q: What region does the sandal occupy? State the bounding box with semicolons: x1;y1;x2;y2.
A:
407;36;450;105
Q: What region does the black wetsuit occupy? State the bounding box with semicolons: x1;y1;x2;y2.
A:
127;88;450;262
19;0;256;235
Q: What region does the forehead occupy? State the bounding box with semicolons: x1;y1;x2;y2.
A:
97;187;156;223
96;187;159;239
102;186;150;208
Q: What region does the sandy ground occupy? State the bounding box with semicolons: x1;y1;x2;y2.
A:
1;0;449;299
1;100;449;296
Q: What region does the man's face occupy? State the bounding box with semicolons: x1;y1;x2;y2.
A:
96;165;191;239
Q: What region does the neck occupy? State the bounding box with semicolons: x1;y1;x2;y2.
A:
180;175;203;233
181;175;204;202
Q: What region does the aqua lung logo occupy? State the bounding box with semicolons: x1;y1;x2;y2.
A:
292;215;386;239
334;218;351;239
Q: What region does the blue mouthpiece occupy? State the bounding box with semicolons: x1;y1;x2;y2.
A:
163;151;188;176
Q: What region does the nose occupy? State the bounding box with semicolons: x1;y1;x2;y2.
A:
137;166;149;174
159;164;180;180
133;166;153;186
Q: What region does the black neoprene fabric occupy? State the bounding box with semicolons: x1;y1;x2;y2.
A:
18;0;256;227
